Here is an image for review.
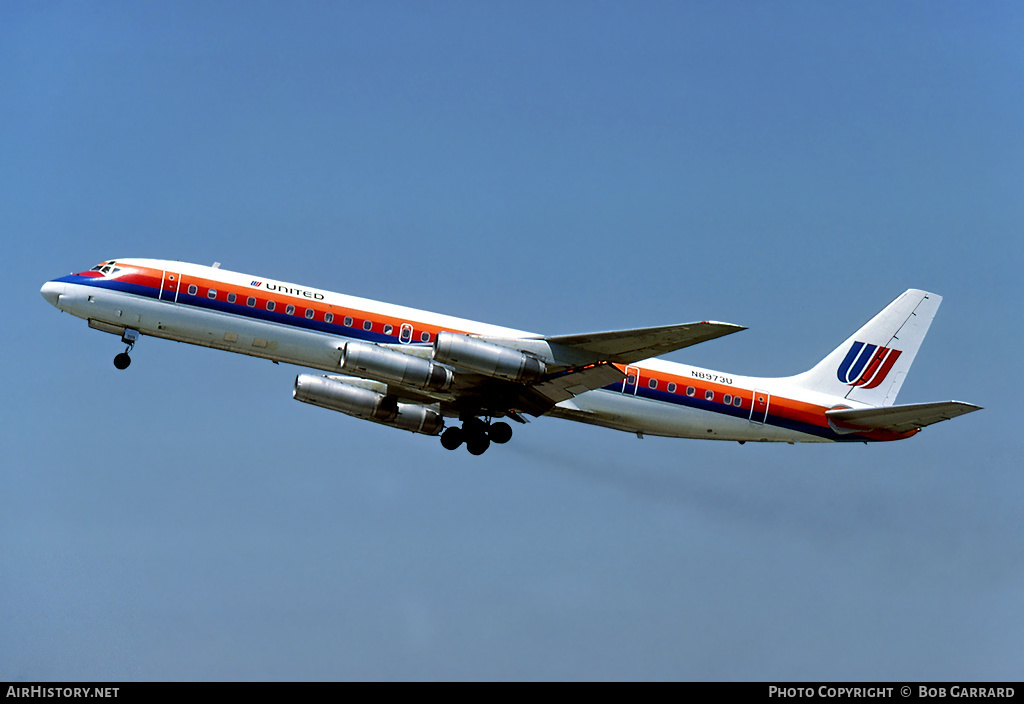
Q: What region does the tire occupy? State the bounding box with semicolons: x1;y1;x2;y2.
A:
440;427;464;450
465;434;490;456
488;421;513;444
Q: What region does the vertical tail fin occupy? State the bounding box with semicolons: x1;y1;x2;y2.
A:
787;289;942;407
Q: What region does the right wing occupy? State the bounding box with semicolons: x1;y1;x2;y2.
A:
543;321;746;365
458;321;744;416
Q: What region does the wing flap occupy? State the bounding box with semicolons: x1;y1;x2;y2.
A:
826;401;982;433
545;321;745;364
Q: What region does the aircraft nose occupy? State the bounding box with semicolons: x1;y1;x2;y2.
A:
41;281;65;308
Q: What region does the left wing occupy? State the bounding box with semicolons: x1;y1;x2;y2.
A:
516;362;625;411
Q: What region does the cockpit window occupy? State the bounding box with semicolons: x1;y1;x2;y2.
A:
88;261;122;276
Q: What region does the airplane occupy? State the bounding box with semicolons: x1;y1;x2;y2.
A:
40;259;980;454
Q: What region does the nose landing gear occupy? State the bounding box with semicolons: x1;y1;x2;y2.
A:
439;418;514;455
113;328;140;370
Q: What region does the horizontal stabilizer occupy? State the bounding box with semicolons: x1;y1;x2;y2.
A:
826;401;982;433
545;321;745;365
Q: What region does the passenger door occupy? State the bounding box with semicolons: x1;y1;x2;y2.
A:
622;365;641;395
159;270;182;302
750;390;771;424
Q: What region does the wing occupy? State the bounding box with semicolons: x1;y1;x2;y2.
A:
313;320;745;422
438;321;745;417
826;401;982;433
516;362;626;411
543;321;746;364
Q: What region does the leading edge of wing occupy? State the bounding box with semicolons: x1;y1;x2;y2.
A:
542;321;746;365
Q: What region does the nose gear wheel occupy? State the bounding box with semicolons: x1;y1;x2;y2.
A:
113;329;140;370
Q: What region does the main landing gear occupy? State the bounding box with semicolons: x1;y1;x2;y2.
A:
440;418;513;456
113;329;140;370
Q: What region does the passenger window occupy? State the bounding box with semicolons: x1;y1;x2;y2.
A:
627;374;636;385
667;382;676;393
648;378;657;389
227;293;236;304
723;394;732;405
420;331;430;342
305;308;314;319
187;284;197;295
247;296;256;307
208;289;217;299
267;301;276;312
286;304;295;315
686;386;696;396
733;396;742;407
363;320;373;331
383;324;393;335
325;313;334;324
705;390;714;401
344;316;353;327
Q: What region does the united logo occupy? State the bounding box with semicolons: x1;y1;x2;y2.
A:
837;341;902;389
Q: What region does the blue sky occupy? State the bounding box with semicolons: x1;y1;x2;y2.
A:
3;1;1022;680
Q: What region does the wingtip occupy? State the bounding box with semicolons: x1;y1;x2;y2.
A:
701;321;747;332
951;401;983;412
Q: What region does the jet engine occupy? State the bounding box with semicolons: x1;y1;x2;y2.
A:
293;374;444;435
341;340;453;392
433;332;546;383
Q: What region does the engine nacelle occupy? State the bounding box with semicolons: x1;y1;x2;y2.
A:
433;332;546;383
341;341;453;392
294;373;393;420
293;375;444;435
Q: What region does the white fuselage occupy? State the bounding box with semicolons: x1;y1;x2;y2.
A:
42;258;890;444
